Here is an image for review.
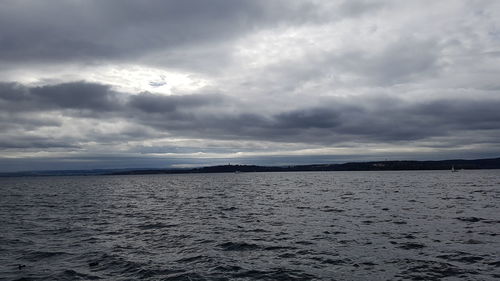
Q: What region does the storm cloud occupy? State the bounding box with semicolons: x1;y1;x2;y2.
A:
2;81;500;151
0;0;322;64
0;0;499;171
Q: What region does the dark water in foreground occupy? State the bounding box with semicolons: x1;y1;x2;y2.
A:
1;171;499;280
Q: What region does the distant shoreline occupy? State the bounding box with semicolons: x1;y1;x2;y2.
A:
1;157;499;177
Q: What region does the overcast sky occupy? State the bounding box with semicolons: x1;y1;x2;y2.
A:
1;0;499;171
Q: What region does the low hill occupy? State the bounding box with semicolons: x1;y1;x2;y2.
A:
111;157;500;175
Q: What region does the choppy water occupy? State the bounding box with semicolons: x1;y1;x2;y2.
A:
1;171;499;280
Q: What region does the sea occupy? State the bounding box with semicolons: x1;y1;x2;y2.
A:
0;170;499;280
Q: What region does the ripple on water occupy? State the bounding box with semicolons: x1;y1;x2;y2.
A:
218;241;261;251
396;259;479;280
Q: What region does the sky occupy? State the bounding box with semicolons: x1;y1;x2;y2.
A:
1;0;500;172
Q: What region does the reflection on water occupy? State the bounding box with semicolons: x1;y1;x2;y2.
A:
1;170;499;280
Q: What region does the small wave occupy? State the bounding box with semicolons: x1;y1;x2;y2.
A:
327;231;346;235
321;258;351;265
321;206;345;213
397;242;426;250
463;239;485;244
94;253;182;279
163;272;205;280
248;228;270;233
209;265;243;272
397;259;478;280
488;261;500;267
437;252;485;264
403;234;417;239
137;222;178;230
95;253;145;274
218;242;260;251
295;240;314;245
233;268;317;280
482;219;500;224
22;250;70;261
49;269;101;280
175;255;206;263
263;245;295;251
456;217;485;222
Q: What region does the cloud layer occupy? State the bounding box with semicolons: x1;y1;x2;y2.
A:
1;0;500;171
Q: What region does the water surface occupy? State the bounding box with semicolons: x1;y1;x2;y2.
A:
1;170;499;280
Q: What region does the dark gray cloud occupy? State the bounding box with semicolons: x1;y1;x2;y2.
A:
274;108;342;129
0;113;61;132
31;83;119;111
129;92;225;113
0;82;120;114
0;0;323;64
0;135;80;150
411;99;500;130
2;81;500;150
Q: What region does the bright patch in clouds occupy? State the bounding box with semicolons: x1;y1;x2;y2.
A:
0;64;211;95
85;65;212;95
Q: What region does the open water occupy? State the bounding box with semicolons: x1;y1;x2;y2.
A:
0;170;499;280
